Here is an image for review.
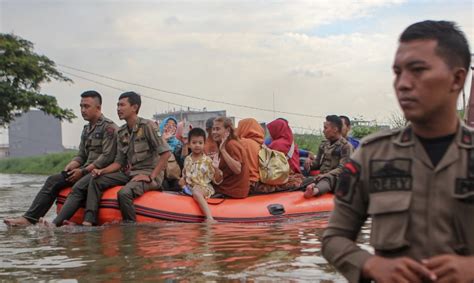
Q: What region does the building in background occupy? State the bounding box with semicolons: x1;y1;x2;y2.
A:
153;109;235;129
8;110;63;157
0;144;8;159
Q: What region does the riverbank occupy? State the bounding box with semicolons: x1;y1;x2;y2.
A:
0;151;77;175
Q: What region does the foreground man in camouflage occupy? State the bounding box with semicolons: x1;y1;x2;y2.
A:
83;91;170;225
4;91;118;226
322;20;474;282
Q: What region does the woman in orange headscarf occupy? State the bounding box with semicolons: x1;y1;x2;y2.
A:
236;118;265;185
237;118;304;194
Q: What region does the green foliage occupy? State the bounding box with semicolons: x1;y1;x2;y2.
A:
458;108;465;120
0;151;77;175
351;125;380;139
0;33;76;126
294;134;324;154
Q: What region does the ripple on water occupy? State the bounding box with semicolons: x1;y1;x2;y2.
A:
0;173;372;282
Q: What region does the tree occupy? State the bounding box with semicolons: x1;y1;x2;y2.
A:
0;33;76;126
388;111;407;129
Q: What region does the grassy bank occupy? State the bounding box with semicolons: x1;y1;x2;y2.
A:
0;151;77;175
294;134;324;154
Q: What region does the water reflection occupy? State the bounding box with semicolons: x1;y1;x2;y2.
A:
0;174;348;282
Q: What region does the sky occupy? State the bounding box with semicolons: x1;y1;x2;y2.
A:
1;0;473;147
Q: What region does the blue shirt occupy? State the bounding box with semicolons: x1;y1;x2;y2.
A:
347;136;360;149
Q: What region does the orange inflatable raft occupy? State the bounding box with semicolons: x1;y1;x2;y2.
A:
56;186;334;224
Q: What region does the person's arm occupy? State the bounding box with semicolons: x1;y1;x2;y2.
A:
310;143;324;170
322;154;434;283
423;255;474;282
136;121;172;182
325;143;353;178
220;142;242;175
91;162;122;177
92;134;124;177
89;124;118;172
149;151;171;181
322;158;373;282
67;127;87;171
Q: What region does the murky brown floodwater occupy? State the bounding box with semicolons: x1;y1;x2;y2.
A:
0;173;371;282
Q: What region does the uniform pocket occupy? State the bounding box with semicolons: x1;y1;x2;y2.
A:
368;191;411;251
90;139;103;153
134;142;150;162
452;188;474;255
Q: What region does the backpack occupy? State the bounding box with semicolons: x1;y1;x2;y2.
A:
258;145;290;185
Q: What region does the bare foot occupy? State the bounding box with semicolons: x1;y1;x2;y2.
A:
38;217;54;228
81;221;93;227
205;218;218;224
303;185;319;199
3;216;32;227
62;220;78;226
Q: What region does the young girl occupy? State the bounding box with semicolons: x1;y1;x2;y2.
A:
179;128;222;223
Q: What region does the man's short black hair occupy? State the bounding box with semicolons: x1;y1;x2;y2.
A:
188;127;206;141
119;91;141;114
326;115;342;132
400;20;471;70
81;90;102;105
340;115;351;127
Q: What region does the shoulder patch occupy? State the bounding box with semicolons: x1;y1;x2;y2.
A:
103;117;115;124
341;143;351;156
335;160;361;204
360;129;400;147
148;120;159;130
105;126;116;138
461;126;473;146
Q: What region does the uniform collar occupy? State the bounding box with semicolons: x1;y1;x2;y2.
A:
326;136;344;147
86;114;105;132
393;125;415;147
132;117;144;133
392;119;473;149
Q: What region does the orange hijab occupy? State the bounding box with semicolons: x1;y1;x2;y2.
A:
236;118;265;182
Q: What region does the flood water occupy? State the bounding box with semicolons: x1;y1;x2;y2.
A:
0;173;371;282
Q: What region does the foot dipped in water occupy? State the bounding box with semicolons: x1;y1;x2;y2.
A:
81;221;93;227
303;184;320;199
37;217;55;228
205;218;218;224
62;220;78;226
3;216;32;227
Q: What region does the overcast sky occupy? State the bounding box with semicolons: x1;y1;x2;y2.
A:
1;0;473;147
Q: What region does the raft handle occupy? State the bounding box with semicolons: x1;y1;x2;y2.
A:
267;204;285;216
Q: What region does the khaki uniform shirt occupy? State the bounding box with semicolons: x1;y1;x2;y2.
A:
115;117;170;177
72;115;118;169
322;121;474;282
311;137;352;185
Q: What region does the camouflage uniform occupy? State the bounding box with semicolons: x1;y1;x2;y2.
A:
322;121;474;282
310;137;352;195
84;117;170;223
26;115;118;224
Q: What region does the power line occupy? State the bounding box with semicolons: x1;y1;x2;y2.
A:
62;68;324;133
61;70;201;111
58;64;325;119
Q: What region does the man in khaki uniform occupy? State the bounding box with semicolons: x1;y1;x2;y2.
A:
304;115;352;198
322;21;474;283
83;91;171;225
4;91;118;226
